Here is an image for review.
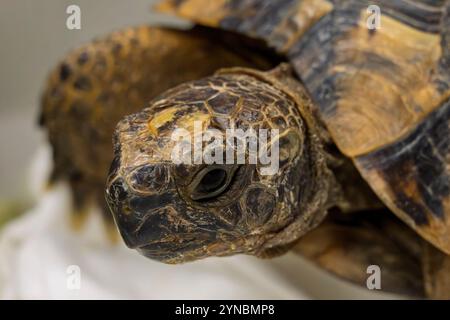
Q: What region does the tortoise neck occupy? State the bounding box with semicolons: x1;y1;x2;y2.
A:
218;65;346;249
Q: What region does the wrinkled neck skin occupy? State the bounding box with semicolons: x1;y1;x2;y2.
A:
218;64;343;256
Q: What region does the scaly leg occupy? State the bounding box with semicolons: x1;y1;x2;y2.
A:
423;243;450;299
293;209;425;297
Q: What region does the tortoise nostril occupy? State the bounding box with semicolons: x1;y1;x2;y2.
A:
129;165;169;193
106;178;127;203
105;177;129;217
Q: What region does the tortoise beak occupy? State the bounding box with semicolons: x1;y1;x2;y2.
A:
105;172;217;263
105;176;173;248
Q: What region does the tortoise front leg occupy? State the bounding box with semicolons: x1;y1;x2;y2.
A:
423;243;450;299
293;209;426;298
40;26;274;231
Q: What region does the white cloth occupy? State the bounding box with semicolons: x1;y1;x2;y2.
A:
0;145;309;299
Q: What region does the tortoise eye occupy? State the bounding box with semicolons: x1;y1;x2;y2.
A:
198;169;227;193
189;167;235;201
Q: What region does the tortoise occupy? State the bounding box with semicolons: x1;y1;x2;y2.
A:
40;0;450;298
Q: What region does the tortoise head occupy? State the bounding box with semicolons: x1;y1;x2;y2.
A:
106;66;332;263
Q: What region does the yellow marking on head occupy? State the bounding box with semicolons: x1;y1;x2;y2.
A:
175;111;211;134
148;106;179;136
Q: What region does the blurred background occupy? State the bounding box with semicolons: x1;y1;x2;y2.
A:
0;0;184;217
0;0;399;299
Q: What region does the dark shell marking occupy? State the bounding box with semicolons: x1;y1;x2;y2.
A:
356;98;450;246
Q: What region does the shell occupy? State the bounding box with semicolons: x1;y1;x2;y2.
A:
158;0;450;253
